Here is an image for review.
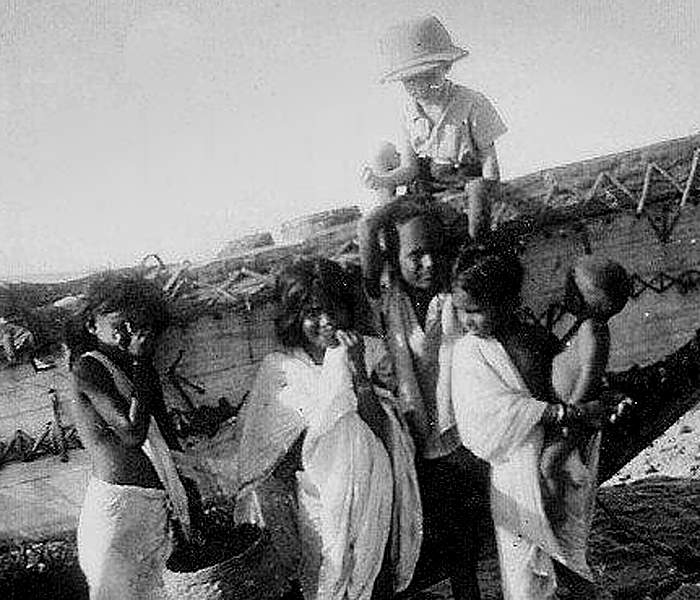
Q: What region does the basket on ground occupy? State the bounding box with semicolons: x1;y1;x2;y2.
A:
162;526;291;600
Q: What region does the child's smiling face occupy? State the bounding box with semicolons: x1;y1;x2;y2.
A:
299;293;352;355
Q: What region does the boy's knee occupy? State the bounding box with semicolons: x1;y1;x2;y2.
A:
465;176;493;195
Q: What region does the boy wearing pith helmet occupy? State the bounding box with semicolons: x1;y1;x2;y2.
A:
362;15;507;243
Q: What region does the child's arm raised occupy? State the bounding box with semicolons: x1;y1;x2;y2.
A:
73;356;151;448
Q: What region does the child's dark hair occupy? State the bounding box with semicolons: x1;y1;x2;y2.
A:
65;272;168;367
381;195;449;280
382;195;442;253
452;247;524;308
275;257;355;348
565;255;632;318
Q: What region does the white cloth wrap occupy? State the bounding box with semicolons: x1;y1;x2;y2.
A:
77;477;171;600
292;345;392;600
450;334;598;599
235;338;421;599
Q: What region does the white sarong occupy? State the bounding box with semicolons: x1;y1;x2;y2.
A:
78;477;171;600
296;345;392;600
451;334;595;599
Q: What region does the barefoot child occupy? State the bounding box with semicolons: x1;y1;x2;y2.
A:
359;195;485;599
540;256;632;522
66;274;190;600
362;15;507;242
448;251;616;598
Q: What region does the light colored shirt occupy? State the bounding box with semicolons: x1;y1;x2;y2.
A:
403;82;507;167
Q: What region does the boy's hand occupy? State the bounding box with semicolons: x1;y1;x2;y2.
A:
336;330;366;378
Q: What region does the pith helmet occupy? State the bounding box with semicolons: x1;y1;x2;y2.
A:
379;16;469;83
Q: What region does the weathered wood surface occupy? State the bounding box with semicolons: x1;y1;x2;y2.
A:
498;132;700;223
1;134;700;539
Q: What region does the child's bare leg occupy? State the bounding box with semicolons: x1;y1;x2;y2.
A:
540;441;570;525
465;178;494;242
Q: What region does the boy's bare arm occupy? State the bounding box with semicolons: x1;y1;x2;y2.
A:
74;358;151;448
568;319;610;407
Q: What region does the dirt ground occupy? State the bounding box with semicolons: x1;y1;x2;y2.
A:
2;405;699;599
401;403;700;600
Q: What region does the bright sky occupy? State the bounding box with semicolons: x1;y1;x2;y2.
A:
1;0;698;281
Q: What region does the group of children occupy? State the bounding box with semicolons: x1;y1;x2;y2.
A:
64;14;634;600
356;14;633;599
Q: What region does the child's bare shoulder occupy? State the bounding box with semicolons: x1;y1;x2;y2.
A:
570;318;609;349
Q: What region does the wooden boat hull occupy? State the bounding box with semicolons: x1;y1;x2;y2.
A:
1;134;700;544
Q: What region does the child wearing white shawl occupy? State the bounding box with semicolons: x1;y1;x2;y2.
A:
446;251;615;599
234;258;422;599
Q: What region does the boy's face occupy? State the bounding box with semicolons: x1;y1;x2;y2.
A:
401;66;448;101
397;216;439;292
451;288;501;338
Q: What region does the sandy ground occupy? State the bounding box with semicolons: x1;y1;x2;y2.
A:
1;405;699;599
411;404;700;600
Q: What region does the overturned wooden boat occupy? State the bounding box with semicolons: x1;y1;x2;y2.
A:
1;133;700;543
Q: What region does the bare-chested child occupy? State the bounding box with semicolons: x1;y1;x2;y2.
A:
540;255;632;516
66;273;190;599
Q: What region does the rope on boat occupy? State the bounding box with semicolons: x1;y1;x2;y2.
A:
542;148;700;244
